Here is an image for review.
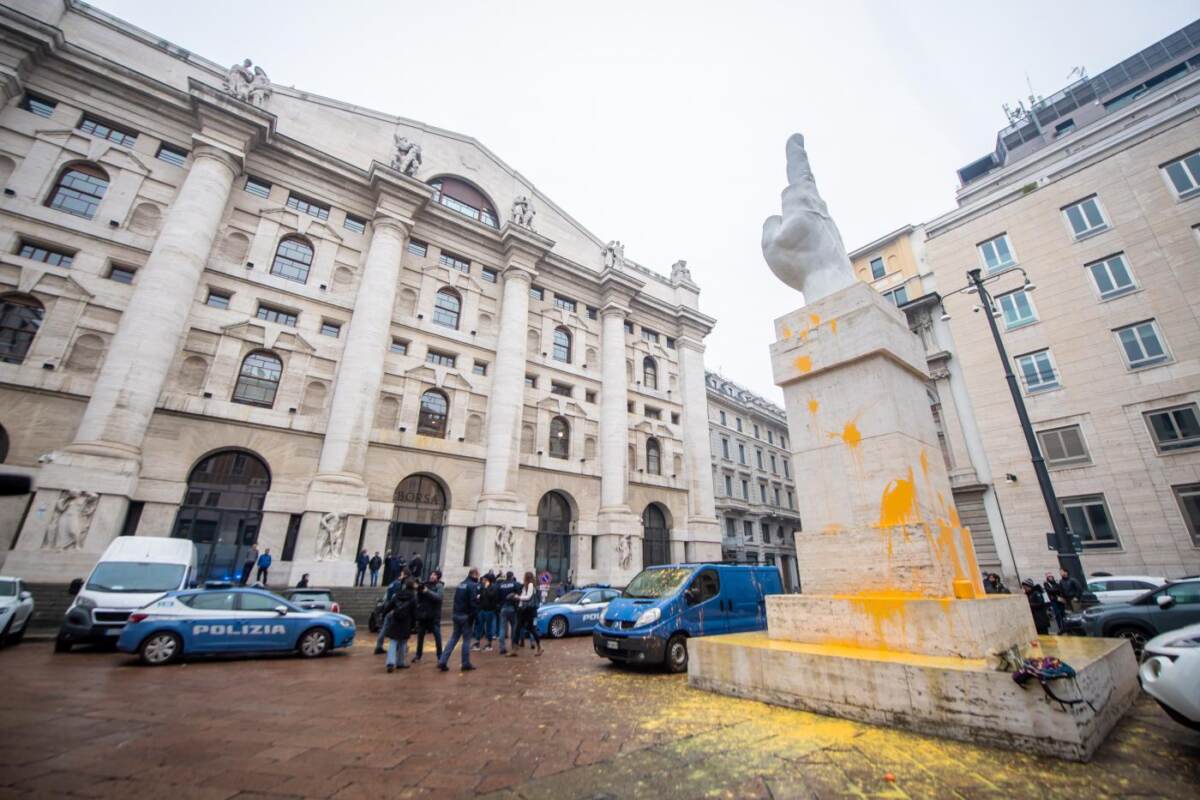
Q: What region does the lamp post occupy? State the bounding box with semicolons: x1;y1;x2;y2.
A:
943;268;1085;587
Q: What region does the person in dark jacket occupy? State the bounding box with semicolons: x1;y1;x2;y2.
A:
413;570;444;662
409;552;423;580
983;573;1010;594
1022;579;1051;635
296;573;310;588
510;571;542;656
241;544;259;586
495;571;521;655
472;575;500;652
374;570;409;654
1057;567;1084;613
438;569;479;672
368;552;383;587
382;579;417;673
355;550;369;587
1043;572;1066;630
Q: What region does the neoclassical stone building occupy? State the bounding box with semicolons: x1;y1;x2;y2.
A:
0;1;720;587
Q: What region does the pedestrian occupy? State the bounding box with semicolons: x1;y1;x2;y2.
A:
1058;567;1084;613
1022;579;1051;635
983;573;1010;594
473;574;500;652
375;572;406;655
1043;572;1065;630
240;543;258;586
496;570;520;655
382;579;417;673
509;571;542;657
256;548;272;584
355;550;369;587
414;569;444;663
438;568;480;672
369;551;383;587
383;551;398;586
409;551;423;580
296;573;310;588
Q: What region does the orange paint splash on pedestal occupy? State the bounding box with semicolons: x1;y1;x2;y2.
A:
794;355;812;373
807;398;820;416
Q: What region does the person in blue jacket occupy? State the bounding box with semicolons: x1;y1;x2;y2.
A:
255;548;272;584
438;568;479;673
355;550;369;587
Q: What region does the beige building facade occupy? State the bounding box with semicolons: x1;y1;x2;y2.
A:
705;372;802;591
0;0;720;588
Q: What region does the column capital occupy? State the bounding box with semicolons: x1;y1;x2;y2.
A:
371;214;411;238
369;161;434;222
190;139;242;176
675;335;706;354
600;302;630;320
502;263;536;285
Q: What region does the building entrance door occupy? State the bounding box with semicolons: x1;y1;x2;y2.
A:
642;503;671;567
171;450;270;584
389;474;446;574
535;492;572;585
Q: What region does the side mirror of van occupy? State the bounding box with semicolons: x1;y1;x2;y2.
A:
273;605;289;616
19;591;32;601
68;578;83;596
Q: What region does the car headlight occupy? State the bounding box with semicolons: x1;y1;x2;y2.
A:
1164;634;1200;648
338;619;353;628
634;608;661;628
73;596;96;611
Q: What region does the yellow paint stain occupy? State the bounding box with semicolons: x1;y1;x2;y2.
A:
919;449;930;479
840;421;861;449
820;523;846;535
877;468;917;528
781;324;792;339
809;313;822;327
806;398;820;415
829;318;838;334
793;354;812;373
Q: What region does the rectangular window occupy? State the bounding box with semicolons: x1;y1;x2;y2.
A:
1162;151;1200;199
741;480;749;500
1063;196;1107;238
1145;405;1200;453
155;144;188;167
666;337;676;349
406;239;428;257
978;234;1016;272
642;328;660;344
736;418;743;432
108;265;136;284
624;320;635;335
883;286;909;306
997;289;1037;329
389;338;409;354
205;290;231;309
17;240;74;267
281;514;302;561
774;487;781;506
738;444;746;464
426;350;456;368
744;521;754;541
256;304;297;327
1036;425;1090;467
439;251;470;273
869;257;885;280
783;460;790;478
587;306;598;320
481;267;498;283
343;215;366;234
721;438;730;459
1060;495;1120;550
1175;484;1200;547
644;407;661;420
554;294;577;313
1086;253;1136;300
719;410;726;426
753;424;760;438
244;176;272;199
585;390;596;403
780;435;787;448
550;382;572;397
671;412;679;424
286;192;329;220
77;114;137;148
724;475;733;496
787;491;794;509
770;454;777;473
1115;320;1169;369
472;361;488;376
320;321;341;338
759;484;767;503
19;93;56;118
525;374;536;388
725;517;736;537
1015;349;1059;393
767;430;774;445
529;286;544;301
756;449;763;468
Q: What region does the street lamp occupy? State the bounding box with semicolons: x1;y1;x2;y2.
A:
939;267;1085;586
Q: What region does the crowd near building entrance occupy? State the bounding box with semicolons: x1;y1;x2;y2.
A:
535;491;572;584
388;474;446;573
171;449;270;584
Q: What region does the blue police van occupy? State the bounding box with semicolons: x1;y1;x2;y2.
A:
592;563;782;672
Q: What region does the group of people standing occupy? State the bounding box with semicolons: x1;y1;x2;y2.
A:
1019;568;1085;634
373;567;545;673
355;550;423;588
239;545;272;586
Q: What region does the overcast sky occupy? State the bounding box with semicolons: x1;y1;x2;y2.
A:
93;0;1199;400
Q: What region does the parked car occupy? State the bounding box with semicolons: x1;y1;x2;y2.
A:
281;588;340;614
0;577;35;645
1139;622;1200;731
1086;575;1167;604
116;587;355;665
537;586;621;638
1073;579;1200;654
57;537;197;652
593;563;782;673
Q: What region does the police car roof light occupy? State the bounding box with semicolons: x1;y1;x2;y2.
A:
203;580;235;589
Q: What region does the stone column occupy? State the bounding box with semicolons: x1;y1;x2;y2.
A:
599;304;631;511
480;265;534;499
676;336;721;561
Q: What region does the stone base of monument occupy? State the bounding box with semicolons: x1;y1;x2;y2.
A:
689;632;1138;762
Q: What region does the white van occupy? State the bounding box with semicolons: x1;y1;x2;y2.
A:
56;537;197;652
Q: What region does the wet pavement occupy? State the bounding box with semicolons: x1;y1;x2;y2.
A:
0;633;1197;799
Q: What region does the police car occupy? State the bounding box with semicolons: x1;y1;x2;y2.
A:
116;586;355;665
536;586;621;638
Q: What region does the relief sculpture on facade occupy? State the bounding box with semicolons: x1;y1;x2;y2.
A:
315;511;348;561
616;534;633;570
392;134;423;177
493;525;515;568
510;195;536;228
223;59;271;108
41;490;100;550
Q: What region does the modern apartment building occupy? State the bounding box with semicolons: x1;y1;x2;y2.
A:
0;1;721;588
706;371;802;590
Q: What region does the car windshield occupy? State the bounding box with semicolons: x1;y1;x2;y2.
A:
86;562;186;593
556;590;584;604
623;568;693;599
0;582;16;596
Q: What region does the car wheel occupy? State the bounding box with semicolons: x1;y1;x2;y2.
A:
54;632;73;653
139;632;182;666
9;622;25;645
665;634;688;673
549;615;569;639
298;627;331;658
1109;625;1151;655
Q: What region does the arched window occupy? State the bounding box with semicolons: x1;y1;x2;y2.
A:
432;288;461;329
46;162;108;219
0;294;45;364
646;437;661;475
417;389;449;438
549;416;570;459
390;474;447;572
552;327;572;363
643;356;658;390
270;236;314;283
232;351;283;407
429;176;498;228
536;491;573;583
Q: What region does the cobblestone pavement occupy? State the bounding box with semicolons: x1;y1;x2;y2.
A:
0;634;1197;799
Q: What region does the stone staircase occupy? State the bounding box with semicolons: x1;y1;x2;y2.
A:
23;583;76;632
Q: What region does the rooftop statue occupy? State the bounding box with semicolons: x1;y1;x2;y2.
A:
224;59;270;108
510;195;536;228
761;134;856;303
392;134;423;177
